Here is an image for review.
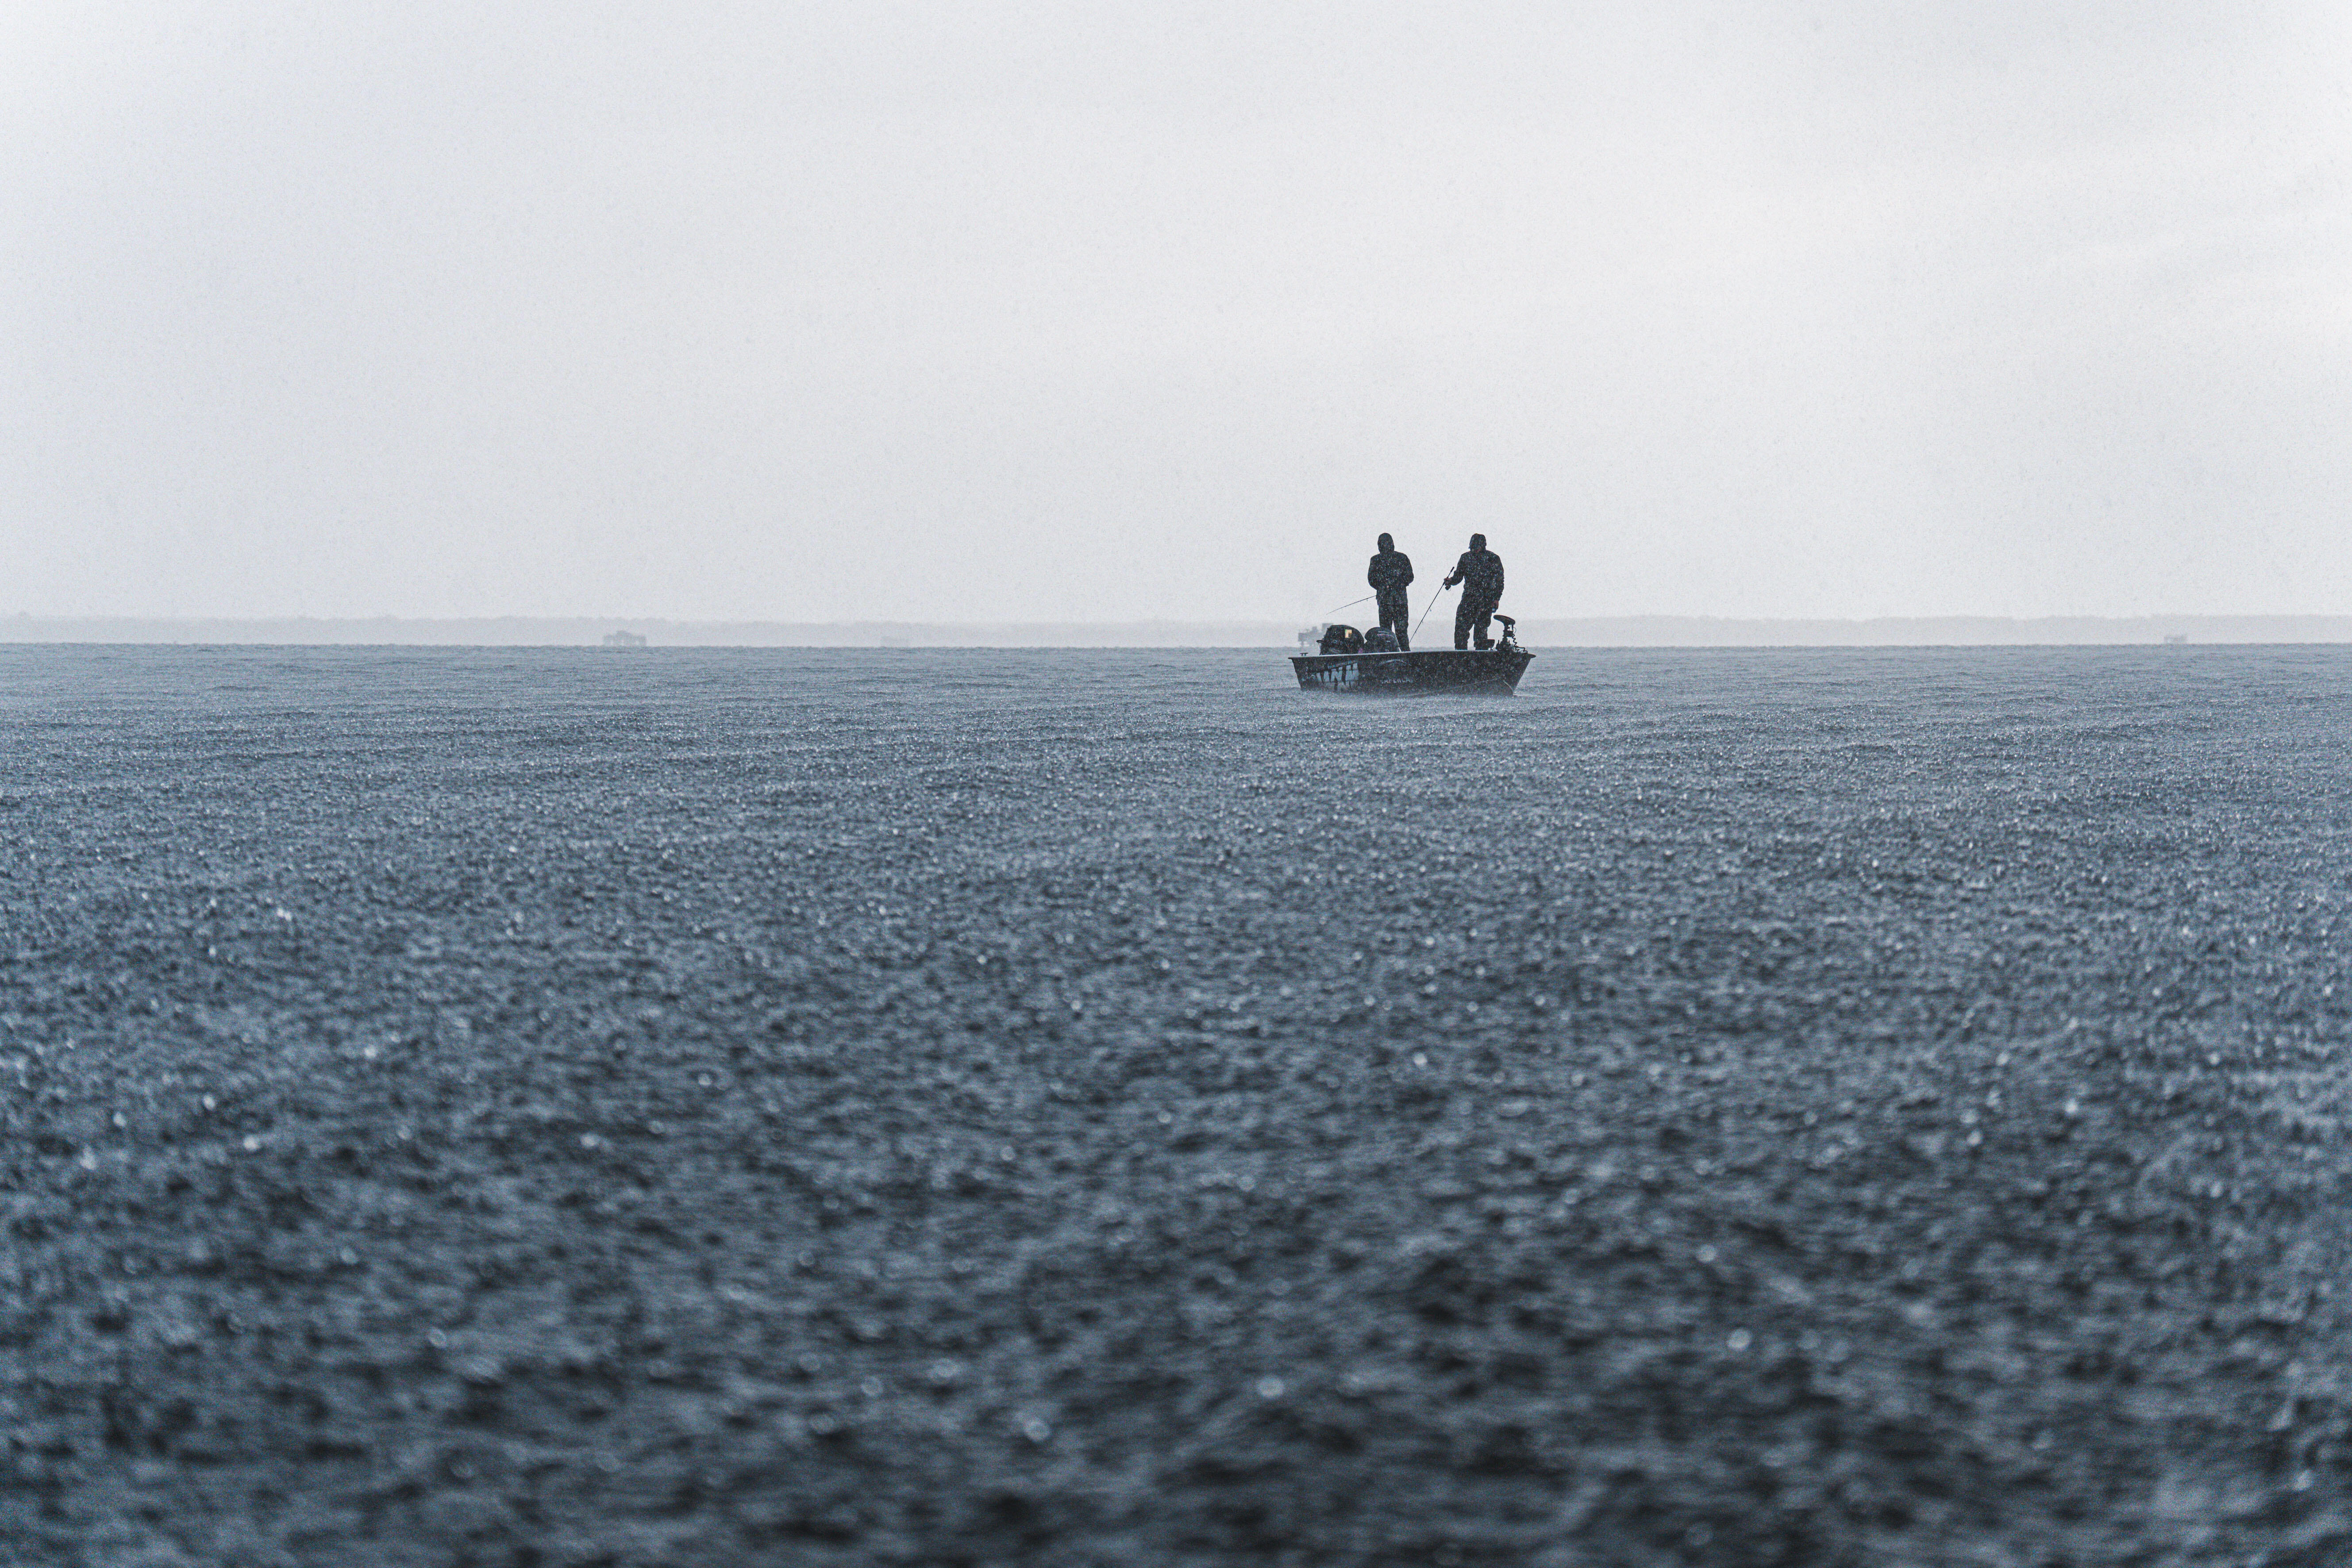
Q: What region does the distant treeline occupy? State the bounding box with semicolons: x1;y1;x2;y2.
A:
4;615;2350;647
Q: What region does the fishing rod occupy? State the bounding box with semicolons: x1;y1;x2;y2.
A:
1323;593;1375;617
1412;581;1455;641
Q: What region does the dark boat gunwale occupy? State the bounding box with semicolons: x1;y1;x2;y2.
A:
1288;647;1534;696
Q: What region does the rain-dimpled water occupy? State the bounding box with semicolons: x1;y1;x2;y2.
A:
4;644;2349;1565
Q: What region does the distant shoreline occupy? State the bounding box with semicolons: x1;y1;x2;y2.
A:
3;614;2350;647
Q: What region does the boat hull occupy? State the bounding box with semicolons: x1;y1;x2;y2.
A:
1290;647;1534;695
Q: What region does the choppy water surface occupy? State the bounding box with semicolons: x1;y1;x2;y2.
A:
4;644;2351;1565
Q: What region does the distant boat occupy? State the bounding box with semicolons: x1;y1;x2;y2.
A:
1290;618;1533;696
601;630;647;647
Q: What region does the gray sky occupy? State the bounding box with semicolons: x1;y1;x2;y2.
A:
5;2;2347;623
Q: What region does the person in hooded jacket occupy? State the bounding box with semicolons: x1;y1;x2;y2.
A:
1443;533;1505;650
1367;533;1415;651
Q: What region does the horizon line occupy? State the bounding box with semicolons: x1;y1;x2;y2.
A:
7;612;2352;648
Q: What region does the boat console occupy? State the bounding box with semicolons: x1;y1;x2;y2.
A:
1317;624;1365;655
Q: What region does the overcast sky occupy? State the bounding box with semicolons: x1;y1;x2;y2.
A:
5;2;2347;623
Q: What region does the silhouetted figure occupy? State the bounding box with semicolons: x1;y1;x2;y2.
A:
1367;533;1415;652
1443;533;1505;650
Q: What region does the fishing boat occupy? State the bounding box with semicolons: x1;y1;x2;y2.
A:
1290;617;1534;695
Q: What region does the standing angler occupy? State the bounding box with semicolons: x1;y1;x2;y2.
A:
1443;533;1505;651
1367;533;1415;651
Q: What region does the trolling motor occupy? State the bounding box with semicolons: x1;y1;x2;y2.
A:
1492;614;1519;652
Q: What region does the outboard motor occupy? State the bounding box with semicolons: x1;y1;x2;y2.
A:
1318;624;1365;655
1492;614;1519;652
